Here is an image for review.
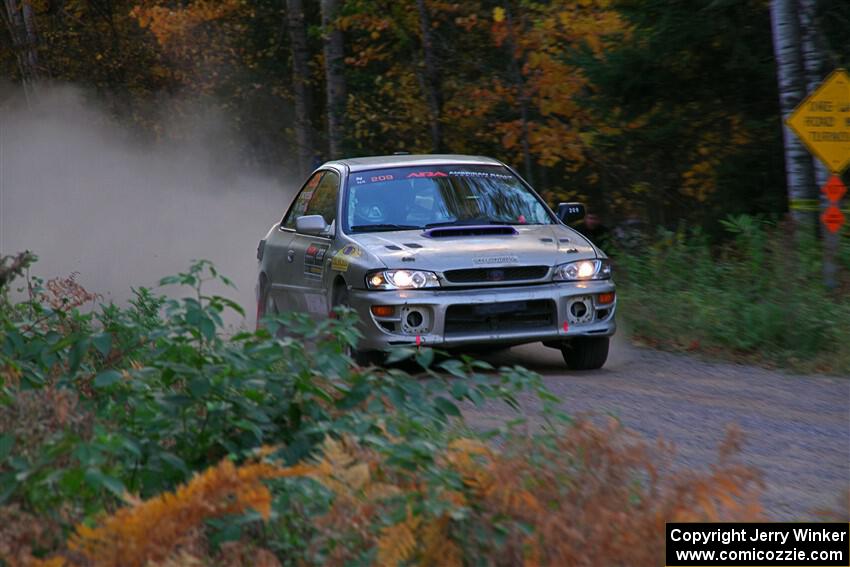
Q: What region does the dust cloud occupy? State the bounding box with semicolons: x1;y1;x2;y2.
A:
0;86;294;327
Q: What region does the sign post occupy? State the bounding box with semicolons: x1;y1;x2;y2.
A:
786;69;849;289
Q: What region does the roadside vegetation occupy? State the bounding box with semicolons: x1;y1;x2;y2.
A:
614;216;850;375
0;254;766;566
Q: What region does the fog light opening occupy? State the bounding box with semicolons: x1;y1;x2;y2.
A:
400;306;430;335
566;296;594;325
406;310;423;328
570;302;587;318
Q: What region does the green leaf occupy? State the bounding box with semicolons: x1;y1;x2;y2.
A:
67;337;90;373
199;317;216;342
188;377;211;397
386;347;415;364
84;469;126;498
92;332;113;356
450;381;469;400
59;468;85;494
94;369;123;388
415;348;435;369
0;473;17;504
0;434;14;462
434;396;461;417
159;452;188;474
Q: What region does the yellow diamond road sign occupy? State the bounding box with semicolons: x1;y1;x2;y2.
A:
786;69;850;174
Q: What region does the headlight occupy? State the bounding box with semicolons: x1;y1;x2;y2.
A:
366;269;440;290
553;259;612;281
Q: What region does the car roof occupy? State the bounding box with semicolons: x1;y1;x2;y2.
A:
328;154;503;173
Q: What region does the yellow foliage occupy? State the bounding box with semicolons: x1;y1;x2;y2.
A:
57;457;312;567
376;511;420;567
131;0;241;47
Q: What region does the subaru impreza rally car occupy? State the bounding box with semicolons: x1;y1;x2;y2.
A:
256;154;616;369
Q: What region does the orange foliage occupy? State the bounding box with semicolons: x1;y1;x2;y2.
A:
306;421;762;567
486;1;628;168
32;455;313;567
131;0;241;47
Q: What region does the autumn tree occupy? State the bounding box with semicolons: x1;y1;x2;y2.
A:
579;0;785;229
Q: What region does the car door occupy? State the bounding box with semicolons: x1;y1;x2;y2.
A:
279;169;341;318
266;170;324;314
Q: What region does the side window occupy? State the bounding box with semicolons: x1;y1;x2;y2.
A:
303;170;340;226
282;171;324;229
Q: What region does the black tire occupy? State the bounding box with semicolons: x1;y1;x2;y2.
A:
560;336;609;370
256;277;275;329
333;286;385;367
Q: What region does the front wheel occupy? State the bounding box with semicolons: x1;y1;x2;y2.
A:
560;336;609;370
256;277;276;329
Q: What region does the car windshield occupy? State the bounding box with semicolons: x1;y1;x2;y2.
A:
344;165;554;233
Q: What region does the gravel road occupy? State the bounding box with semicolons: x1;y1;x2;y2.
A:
464;336;850;520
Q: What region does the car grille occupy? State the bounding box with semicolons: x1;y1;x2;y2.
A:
443;266;549;284
444;299;556;336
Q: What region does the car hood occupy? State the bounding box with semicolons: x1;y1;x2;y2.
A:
347;224;599;272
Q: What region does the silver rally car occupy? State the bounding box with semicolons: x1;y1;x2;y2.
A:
257;154;616;369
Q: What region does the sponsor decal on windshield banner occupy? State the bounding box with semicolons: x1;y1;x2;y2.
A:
406;171;448;178
351;165;514;186
304;243;328;279
665;522;849;567
449;170;513;179
331;244;362;272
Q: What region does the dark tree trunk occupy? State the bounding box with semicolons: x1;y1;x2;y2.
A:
799;0;838;288
504;4;533;185
2;0;40;95
320;0;346;159
286;0;315;175
415;0;442;153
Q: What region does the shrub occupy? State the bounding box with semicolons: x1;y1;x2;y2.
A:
614;216;850;373
0;256;766;566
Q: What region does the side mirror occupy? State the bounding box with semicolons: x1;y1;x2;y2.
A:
556;202;586;223
295;214;329;235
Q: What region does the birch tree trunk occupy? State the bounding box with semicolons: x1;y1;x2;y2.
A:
320;0;346;159
415;0;442;153
2;0;40;96
286;0;315;176
769;0;817;229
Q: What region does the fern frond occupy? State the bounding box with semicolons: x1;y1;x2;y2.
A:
67;458;312;567
376;512;420;567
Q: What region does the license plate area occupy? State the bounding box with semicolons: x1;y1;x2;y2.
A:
444;299;555;336
472;301;528;316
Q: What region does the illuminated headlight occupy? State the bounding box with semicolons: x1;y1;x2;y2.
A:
553;259;612;281
366;270;440;290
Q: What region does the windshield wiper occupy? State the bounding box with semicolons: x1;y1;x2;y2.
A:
350;224;420;233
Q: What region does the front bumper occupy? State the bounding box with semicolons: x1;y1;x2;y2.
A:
347;280;616;350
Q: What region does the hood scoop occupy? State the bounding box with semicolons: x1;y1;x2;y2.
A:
422;225;518;238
